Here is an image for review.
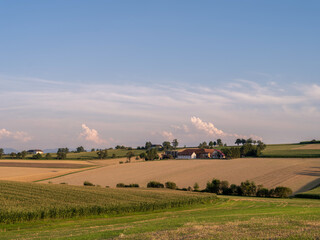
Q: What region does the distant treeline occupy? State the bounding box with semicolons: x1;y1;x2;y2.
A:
300;139;320;144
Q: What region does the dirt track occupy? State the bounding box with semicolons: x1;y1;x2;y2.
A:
41;158;320;193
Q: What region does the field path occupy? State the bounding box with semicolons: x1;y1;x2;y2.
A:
40;158;320;193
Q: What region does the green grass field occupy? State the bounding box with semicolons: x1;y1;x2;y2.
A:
0;195;319;239
0;180;216;223
295;185;320;199
260;143;320;158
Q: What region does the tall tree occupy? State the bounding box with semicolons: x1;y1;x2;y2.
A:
208;141;214;148
0;148;3;159
162;141;172;151
126;151;135;162
172;139;179;150
145;141;152;150
235;139;241;146
76;146;85;153
217;139;223;146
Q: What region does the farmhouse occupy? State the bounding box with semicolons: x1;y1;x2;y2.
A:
177;148;225;159
27;149;44;154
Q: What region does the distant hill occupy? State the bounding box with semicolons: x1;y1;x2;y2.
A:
3;148;19;154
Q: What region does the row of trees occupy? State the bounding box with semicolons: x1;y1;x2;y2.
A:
221;141;266;158
205;178;292;198
198;139;224;148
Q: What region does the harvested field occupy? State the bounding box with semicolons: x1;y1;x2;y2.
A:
41;158;320;194
293;144;320;150
0;160;96;182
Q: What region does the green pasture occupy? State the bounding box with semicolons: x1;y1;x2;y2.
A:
260;143;320;158
295;185;320;199
0;195;319;239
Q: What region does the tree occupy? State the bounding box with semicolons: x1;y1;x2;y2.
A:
217;139;223;146
76;146;85;153
213;141;217;146
208;141;214;148
198;141;208;149
10;152;16;159
45;153;52;160
206;178;221;194
33;153;42;159
0;148;3;159
145;148;159;161
126;151;135;162
97;149;108;159
241;139;246;145
21;150;27;159
172;139;179;150
139;152;146;160
57;148;68;160
145;141;152;150
91;148;95;152
162;141;172;151
193;182;200;191
235;139;241;146
246;138;253;144
240;180;257;196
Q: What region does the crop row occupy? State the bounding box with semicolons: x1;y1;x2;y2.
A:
0;181;217;223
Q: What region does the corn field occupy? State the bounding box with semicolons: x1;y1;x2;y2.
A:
0;181;216;223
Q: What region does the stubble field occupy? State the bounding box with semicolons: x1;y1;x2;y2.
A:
41;157;320;194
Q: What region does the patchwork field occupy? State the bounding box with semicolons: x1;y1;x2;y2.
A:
41;158;320;194
0;160;96;182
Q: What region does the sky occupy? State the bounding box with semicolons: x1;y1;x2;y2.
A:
0;1;319;150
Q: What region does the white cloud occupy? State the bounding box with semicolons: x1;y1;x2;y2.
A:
80;124;107;145
0;128;31;142
191;116;225;136
160;131;175;141
190;116;262;141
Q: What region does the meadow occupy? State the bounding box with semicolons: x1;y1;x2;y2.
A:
1;195;319;239
0;180;216;223
260;143;320;158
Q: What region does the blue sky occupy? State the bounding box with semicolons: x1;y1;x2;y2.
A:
0;1;319;150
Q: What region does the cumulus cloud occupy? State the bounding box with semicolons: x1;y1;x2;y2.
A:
160;131;175;141
0;128;31;142
190;116;262;141
80;124;107;145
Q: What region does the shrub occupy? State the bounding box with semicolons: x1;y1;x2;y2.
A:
256;188;270;197
83;181;94;186
240;180;257;196
165;181;177;189
119;161;124;164
193;182;200;191
206;178;221;194
221;180;230;195
147;181;164;188
126;184;139;188
116;183;125;188
274;186;293;198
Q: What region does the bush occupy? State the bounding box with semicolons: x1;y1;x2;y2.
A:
147;181;164;188
256;188;269;197
274;186;292;198
165;181;177;189
116;183;125;188
240;180;257;196
206;178;221;194
83;181;94;186
193;182;200;191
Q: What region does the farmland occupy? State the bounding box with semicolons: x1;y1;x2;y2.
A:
0;180;216;223
1;194;319;239
41;157;320;194
260;143;320;158
296;185;320;199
